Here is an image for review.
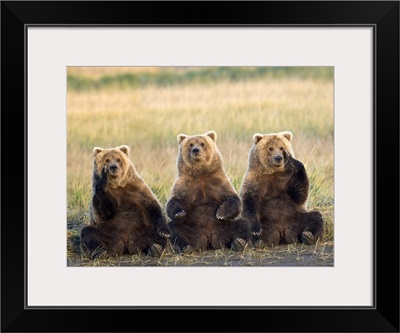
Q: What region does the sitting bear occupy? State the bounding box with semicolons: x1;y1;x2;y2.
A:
80;145;170;259
239;131;324;247
166;131;250;253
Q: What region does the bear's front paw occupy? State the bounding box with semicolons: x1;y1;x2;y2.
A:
100;165;109;179
96;166;109;191
284;150;303;172
156;225;170;238
174;210;187;219
215;199;239;220
283;150;295;166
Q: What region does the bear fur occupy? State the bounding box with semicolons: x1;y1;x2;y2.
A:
166;131;250;253
239;131;324;247
80;145;170;259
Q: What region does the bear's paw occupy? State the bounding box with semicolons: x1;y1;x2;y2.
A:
231;238;248;251
253;239;265;249
148;243;163;257
301;231;316;245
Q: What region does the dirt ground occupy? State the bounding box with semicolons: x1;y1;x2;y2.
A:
67;226;334;267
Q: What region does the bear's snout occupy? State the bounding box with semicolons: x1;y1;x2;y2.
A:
192;147;200;155
273;155;283;165
189;145;203;162
109;164;118;173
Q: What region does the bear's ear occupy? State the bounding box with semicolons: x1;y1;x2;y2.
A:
253;133;264;144
281;131;293;142
93;147;104;157
177;134;188;144
118;145;130;156
205;130;217;142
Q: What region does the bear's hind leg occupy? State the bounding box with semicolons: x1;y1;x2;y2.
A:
106;239;125;257
254;225;281;248
168;221;197;253
299;211;324;245
80;226;105;259
125;230;168;257
227;218;251;251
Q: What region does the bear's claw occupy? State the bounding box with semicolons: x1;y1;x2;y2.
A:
182;245;193;254
284;150;295;166
148;243;163;257
301;231;316;245
159;231;170;238
252;229;262;236
283;150;292;158
174;210;187;218
251;223;262;236
156;226;170;238
215;200;238;221
89;246;106;259
253;239;265;249
231;238;247;251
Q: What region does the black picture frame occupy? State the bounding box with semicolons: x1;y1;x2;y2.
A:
1;1;399;332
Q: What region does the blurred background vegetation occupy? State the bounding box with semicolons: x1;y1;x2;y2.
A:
68;66;333;91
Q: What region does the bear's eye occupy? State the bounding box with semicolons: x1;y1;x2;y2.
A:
189;143;194;148
268;147;274;152
280;147;284;151
200;143;205;147
117;159;120;163
106;159;110;163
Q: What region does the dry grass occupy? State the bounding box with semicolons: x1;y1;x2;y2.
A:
68;229;333;267
67;67;334;266
67;66;165;79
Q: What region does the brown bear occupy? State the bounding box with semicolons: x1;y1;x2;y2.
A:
166;131;250;253
80;145;170;259
239;131;324;247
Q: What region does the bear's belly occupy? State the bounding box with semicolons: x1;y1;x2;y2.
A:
106;209;151;230
190;183;226;203
184;202;219;225
259;197;303;221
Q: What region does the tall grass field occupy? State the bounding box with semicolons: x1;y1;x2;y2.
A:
67;66;334;266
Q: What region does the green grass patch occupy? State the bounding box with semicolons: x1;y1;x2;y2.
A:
68;66;334;91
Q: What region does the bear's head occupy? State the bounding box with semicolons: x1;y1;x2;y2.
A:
176;130;223;175
92;145;133;183
249;131;295;173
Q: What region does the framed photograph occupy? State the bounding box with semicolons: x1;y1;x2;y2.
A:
2;1;399;332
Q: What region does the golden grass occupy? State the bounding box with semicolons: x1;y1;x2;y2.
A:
67;66;166;79
68;79;333;180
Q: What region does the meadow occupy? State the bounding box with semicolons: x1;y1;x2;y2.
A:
67;66;334;266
